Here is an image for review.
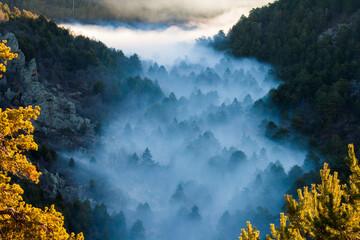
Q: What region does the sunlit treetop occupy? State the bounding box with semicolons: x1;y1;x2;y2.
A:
239;144;360;240
0;40;18;73
0;41;83;240
0;106;41;183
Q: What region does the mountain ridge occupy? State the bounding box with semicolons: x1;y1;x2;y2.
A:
209;0;360;178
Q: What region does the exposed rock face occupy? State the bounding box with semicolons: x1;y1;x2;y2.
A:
3;33;26;74
318;23;351;41
0;33;94;202
1;32;95;149
21;58;37;85
40;169;86;201
22;80;91;131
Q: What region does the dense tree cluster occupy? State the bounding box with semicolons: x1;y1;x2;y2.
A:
0;4;164;239
206;0;360;237
0;3;163;140
2;0;128;23
239;144;360;239
212;0;360;174
0;41;82;239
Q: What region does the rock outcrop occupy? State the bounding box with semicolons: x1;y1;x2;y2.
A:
1;32;95;149
40;169;87;201
21;79;91;131
4;33;26;74
0;32;96;203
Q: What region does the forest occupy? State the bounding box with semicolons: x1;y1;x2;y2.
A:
209;0;360;179
1;0;360;239
0;4;164;239
2;0;120;23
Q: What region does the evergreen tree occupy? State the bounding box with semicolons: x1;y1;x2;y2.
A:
188;205;201;221
228;150;247;169
69;157;76;167
129;153;140;166
171;184;186;202
302;151;321;172
136;202;152;220
142;148;155;166
113;211;127;239
129;220;145;240
0;41;83;240
239;144;360;240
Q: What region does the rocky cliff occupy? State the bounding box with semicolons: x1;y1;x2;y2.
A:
1;32;95;150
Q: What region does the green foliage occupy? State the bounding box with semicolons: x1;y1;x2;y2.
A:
62;201;128;240
20;183;128;240
273;128;290;140
0;6;144;100
0;4;164;140
79;121;87;135
68;157;75;168
291;116;304;132
221;0;360;170
93;80;105;98
30;143;57;163
240;144;360;239
2;0;128;23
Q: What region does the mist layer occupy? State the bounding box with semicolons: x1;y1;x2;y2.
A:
63;44;307;239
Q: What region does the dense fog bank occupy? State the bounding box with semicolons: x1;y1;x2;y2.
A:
60;2;270;65
101;0;273;23
62;43;308;239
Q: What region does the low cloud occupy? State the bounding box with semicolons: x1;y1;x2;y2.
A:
100;0;273;23
62;2;272;65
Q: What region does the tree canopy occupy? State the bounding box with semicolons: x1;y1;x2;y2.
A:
0;40;83;240
213;0;360;174
239;144;360;240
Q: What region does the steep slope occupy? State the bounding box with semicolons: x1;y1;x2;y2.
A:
213;0;360;175
0;4;166;240
0;3;164;150
2;0;114;23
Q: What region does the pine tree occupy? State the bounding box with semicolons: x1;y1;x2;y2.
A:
130;220;145;240
240;222;260;240
239;144;360;240
171;184;186;202
188;205;201;221
0;40;83;240
142;148;155;166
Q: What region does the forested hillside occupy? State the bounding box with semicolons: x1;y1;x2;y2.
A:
212;0;360;177
0;3;164;239
3;0;360;239
2;0;116;23
0;2;163;149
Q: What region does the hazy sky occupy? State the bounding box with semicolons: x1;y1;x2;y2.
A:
101;0;274;23
63;0;274;64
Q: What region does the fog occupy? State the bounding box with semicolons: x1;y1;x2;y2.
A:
59;2;311;239
61;2;273;65
100;0;273;23
62;45;308;239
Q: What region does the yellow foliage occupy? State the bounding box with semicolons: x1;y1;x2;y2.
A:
0;106;41;183
266;213;304;240
0;40;18;73
0;41;83;240
239;221;260;240
0;3;38;21
239;144;360;240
